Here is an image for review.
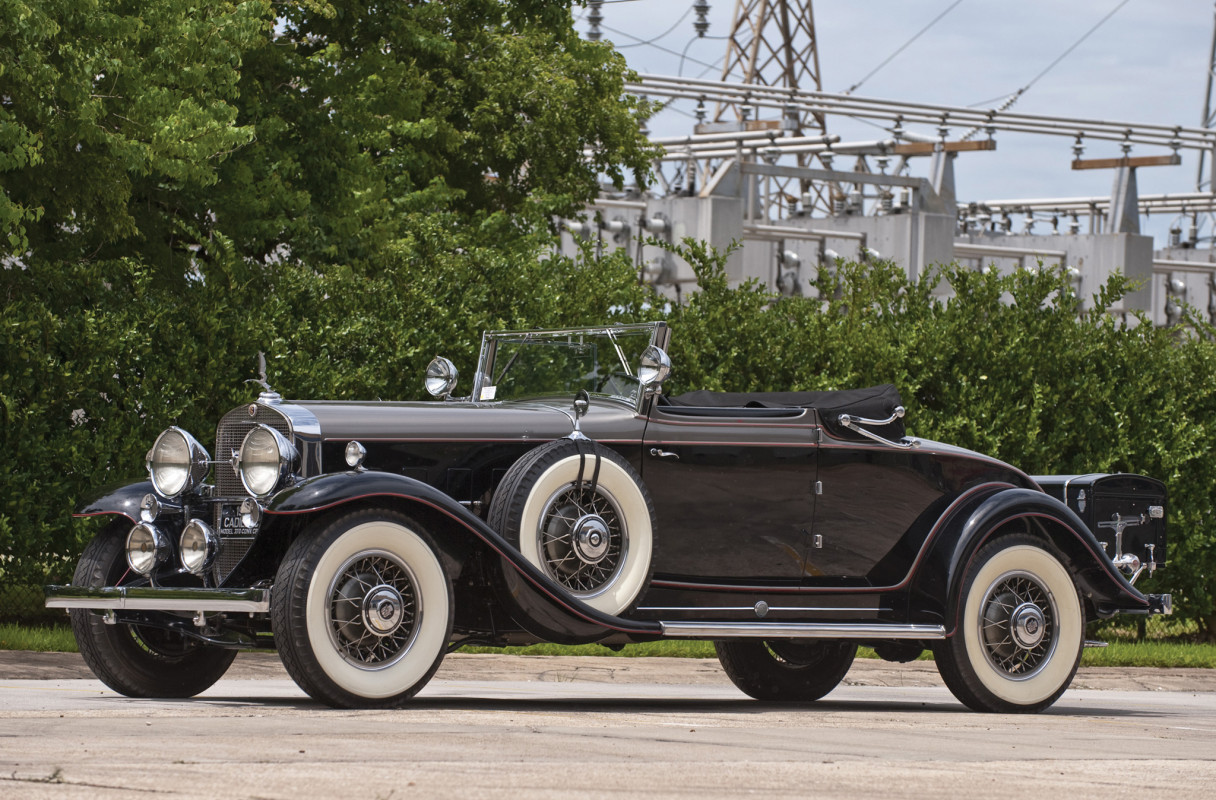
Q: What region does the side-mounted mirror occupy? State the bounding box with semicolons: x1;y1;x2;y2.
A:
425;356;459;399
638;345;671;395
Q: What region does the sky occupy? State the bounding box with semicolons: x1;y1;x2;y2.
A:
577;0;1216;245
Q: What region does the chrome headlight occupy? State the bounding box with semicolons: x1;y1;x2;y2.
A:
179;519;220;575
126;523;169;575
146;427;211;498
237;424;297;497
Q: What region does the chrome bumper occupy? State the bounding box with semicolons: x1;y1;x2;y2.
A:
45;585;270;614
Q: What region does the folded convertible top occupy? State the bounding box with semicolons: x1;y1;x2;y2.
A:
662;384;905;441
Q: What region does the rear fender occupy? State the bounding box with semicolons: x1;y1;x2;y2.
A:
264;471;663;644
913;487;1148;632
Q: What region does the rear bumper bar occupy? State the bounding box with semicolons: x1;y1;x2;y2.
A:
45;585;270;614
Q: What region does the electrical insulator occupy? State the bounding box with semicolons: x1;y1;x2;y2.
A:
1169;227;1182;247
587;1;603;41
1166;272;1187;326
1068;214;1080;235
694;1;710;37
1188;218;1199;246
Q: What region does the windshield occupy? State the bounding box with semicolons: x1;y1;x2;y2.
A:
472;324;665;408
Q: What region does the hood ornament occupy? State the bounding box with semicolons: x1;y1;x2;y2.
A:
245;352;280;403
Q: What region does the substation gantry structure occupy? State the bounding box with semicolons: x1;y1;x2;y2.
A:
567;1;1216;326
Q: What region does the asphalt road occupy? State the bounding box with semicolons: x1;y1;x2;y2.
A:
2;654;1214;799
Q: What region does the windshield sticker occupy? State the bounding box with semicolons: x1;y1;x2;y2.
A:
480;385;497;401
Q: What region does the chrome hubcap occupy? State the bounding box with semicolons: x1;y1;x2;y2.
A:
1010;602;1047;649
361;584;405;636
538;483;628;596
979;570;1057;677
571;514;610;564
328;550;419;668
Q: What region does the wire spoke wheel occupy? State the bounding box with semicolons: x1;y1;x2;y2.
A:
272;510;453;708
488;438;656;616
978;571;1056;678
933;534;1083;713
537;483;627;595
327;550;420;669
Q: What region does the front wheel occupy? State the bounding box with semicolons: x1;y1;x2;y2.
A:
70;522;237;698
714;639;857;701
272;508;453;708
933;534;1084;713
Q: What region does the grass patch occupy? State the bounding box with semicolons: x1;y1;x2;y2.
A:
4;624;1214;669
1081;640;1216;669
0;624;77;653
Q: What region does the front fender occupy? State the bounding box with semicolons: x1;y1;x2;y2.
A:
914;487;1148;631
264;471;663;643
74;481;153;523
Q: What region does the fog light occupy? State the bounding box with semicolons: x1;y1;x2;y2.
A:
179;519;220;575
126;523;169;575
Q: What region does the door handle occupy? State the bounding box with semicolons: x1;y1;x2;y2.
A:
649;448;679;460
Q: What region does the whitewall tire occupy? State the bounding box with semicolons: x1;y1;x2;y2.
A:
488;439;655;616
272;509;452;708
934;534;1084;713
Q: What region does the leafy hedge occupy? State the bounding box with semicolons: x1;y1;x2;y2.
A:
662;241;1216;639
3;239;1214;639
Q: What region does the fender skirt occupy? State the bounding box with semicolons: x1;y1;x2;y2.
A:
916;487;1149;632
265;471;663;644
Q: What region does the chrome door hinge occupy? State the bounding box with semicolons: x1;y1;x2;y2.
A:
814;480;823;495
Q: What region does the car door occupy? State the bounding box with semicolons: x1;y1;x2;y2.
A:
640;405;818;583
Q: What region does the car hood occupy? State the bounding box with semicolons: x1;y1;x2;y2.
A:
285;398;584;442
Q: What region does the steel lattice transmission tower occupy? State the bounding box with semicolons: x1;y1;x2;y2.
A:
713;0;826;137
1198;0;1216;191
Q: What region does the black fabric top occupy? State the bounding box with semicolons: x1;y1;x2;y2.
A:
662;384;905;441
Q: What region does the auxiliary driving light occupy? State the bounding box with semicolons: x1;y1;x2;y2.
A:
179;519;220;575
126;523;170;575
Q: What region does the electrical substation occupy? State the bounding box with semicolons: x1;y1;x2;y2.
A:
563;1;1216;325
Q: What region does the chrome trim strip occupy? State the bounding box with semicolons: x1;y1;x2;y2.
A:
45;585;270;613
658;621;946;639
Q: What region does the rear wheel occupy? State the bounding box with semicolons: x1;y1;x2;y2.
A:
272;508;453;708
933;534;1083;713
70;522;236;698
714;639;857;701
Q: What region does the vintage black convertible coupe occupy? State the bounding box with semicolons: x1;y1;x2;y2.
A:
47;322;1171;712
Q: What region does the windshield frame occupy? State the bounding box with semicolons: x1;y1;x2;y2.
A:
471;322;668;411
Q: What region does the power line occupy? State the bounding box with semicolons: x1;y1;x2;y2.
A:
601;23;722;72
612;7;694;49
842;0;966;95
968;0;1133;110
678;33;729;77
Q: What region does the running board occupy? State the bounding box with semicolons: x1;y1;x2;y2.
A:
659;621;946;640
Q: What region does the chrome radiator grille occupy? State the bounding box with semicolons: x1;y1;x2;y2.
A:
211;404;292;582
214;404;292;497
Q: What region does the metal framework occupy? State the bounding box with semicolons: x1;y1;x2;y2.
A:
714;0;826;136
